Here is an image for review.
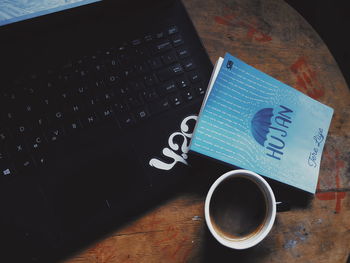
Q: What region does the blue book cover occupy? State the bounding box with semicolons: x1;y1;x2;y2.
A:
190;53;334;193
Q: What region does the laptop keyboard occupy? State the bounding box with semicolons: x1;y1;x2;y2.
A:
0;25;206;179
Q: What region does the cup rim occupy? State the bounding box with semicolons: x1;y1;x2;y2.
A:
204;169;276;250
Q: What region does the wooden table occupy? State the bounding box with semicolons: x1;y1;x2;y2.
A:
64;0;350;262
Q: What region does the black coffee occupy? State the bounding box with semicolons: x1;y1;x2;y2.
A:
209;176;267;239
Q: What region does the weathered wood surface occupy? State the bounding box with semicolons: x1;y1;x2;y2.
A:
64;0;350;262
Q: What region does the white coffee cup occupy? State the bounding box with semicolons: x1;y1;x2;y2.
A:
204;169;276;250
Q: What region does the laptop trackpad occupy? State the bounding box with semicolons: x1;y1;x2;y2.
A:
40;127;149;232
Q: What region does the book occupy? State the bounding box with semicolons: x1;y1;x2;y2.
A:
189;53;334;193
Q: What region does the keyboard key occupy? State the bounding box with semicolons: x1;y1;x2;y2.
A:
169;94;182;106
117;113;135;127
118;52;132;69
65;102;84;115
0;148;9;162
160;81;177;94
33;153;47;167
122;68;134;79
90;61;106;75
148;57;162;70
101;48;113;57
157;63;184;82
58;72;74;87
151;40;172;54
141;90;159;102
177;76;190;89
99;91;114;104
97;106;115;121
64;118;82;134
11;123;30;137
176;47;190;59
58;91;72;103
131;39;142;46
0;164;15;177
85;96;101;109
2;90;20;105
1;111;17;125
128;81;145;91
92;80;105;91
194;85;206;95
46;127;65;142
14;154;35;175
144;34;153;42
161;51;177;65
76;85;89;96
35;117;48;129
105;74;121;87
134;62;150;75
167;25;178;35
133;47;149;59
116;85;131;96
125;96;142;109
182;89;195;101
155;31;165;39
38;96;56;110
143;74;158;87
135;108;149;121
46;79;57;91
188;71;201;83
0;129;11;145
51;111;64;123
28;134;47;152
10;140;28;156
81;112;100;127
21;103;37;116
170;64;184;74
112;101;129;113
149;98;171;114
116;44;126;51
105;58;118;72
183;59;196;71
171;34;184;47
23;86;39;98
74;68;89;80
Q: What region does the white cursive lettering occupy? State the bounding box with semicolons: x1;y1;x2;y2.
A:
149;115;197;171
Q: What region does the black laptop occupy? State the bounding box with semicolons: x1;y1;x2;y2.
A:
0;0;212;262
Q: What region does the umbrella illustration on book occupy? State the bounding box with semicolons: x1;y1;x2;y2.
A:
251;108;274;146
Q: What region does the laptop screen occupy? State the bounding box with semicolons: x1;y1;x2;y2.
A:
0;0;102;27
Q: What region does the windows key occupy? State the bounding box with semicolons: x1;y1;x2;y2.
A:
2;168;12;176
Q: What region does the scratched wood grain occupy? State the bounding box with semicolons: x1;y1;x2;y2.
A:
64;0;350;262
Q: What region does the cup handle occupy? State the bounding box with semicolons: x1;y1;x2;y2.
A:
276;201;290;212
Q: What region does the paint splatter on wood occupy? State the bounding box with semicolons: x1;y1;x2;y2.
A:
290;56;325;99
214;8;272;43
316;149;346;213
